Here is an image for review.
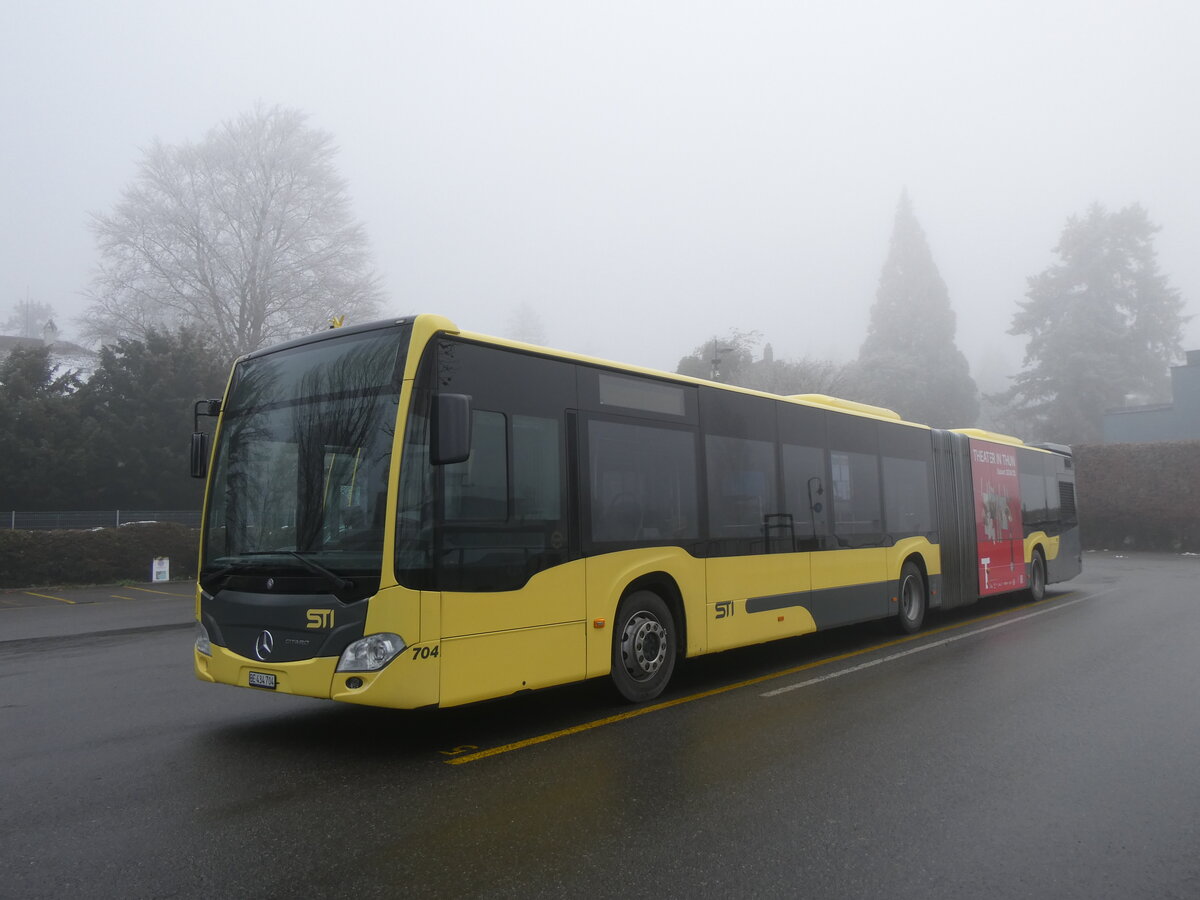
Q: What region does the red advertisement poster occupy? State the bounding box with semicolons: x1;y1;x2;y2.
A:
969;439;1027;596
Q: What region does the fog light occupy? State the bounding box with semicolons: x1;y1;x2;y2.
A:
346;677;364;689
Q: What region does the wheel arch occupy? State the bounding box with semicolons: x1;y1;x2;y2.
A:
620;571;687;658
900;550;930;592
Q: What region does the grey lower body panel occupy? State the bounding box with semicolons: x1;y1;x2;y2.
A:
746;581;889;629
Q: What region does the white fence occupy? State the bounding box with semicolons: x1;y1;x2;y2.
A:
3;510;201;530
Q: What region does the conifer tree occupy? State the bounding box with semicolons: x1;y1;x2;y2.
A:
1001;203;1186;444
852;191;979;427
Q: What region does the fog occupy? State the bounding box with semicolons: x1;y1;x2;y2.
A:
3;0;1199;386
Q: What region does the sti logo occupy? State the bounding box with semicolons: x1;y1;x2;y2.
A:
306;609;335;629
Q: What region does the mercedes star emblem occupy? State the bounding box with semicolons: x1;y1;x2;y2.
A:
255;630;275;660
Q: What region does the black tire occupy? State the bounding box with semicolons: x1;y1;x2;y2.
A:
896;561;927;635
1028;549;1046;602
611;590;677;703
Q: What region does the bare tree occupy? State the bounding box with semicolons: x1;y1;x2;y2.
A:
83;105;382;359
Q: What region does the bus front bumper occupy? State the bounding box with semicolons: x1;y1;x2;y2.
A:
194;642;441;709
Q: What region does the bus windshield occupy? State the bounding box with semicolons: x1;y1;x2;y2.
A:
201;325;408;588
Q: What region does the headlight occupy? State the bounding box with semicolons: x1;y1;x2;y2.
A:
337;633;407;672
195;622;212;656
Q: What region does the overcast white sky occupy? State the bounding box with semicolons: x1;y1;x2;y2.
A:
3;0;1198;385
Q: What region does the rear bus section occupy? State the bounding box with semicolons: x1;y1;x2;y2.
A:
932;429;1080;611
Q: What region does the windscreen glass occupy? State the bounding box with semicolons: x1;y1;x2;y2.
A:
202;326;406;585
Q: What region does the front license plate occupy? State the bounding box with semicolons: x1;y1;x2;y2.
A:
248;671;277;690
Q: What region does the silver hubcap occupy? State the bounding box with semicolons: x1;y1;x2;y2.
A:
901;575;921;621
621;612;666;681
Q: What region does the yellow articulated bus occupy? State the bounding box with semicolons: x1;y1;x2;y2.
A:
190;314;1081;708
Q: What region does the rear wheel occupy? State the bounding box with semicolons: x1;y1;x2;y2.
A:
611;591;677;703
1029;549;1046;602
896;561;926;634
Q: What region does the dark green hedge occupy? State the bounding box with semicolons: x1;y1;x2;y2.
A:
1074;441;1200;552
0;522;200;589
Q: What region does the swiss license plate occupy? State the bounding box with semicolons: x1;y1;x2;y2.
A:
248;671;277;690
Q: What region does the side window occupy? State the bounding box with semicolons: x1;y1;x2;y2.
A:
781;443;828;547
826;415;882;547
513;414;561;521
1043;465;1062;528
707;435;778;543
444;411;508;521
402;338;574;593
831;450;882;542
588;419;699;544
1019;452;1048;533
882;456;933;537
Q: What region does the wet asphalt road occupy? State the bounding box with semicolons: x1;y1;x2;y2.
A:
2;553;1199;899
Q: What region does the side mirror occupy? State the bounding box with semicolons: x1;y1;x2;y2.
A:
191;399;222;479
190;432;210;479
431;393;472;465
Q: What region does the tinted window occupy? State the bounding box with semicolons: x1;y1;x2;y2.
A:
588;419;699;545
1019;450;1048;533
513;415;561;520
444;411;508;521
879;423;932;539
707;435;779;544
781;443;828;548
831;450;882;544
778;403;830;550
395;339;573;592
1043;470;1062;525
827;416;882;546
882;456;933;537
700;387;776;440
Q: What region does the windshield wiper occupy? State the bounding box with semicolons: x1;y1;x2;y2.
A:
202;550;354;597
285;551;354;594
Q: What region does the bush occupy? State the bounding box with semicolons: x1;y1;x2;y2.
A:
0;522;200;588
1074;440;1200;552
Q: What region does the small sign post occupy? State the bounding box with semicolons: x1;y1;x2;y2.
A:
152;557;170;583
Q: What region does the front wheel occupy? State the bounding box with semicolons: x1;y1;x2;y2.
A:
611;591;677;703
896;562;927;634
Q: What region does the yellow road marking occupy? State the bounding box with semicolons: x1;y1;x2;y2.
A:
22;591;75;605
110;595;139;601
123;586;190;597
446;591;1081;766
